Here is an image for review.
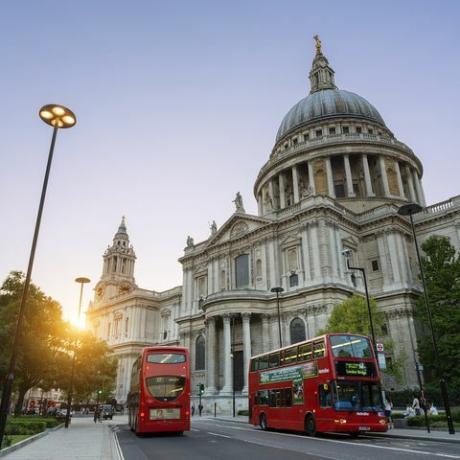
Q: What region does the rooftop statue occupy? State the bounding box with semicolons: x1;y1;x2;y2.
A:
186;235;194;248
210;220;217;236
313;34;322;55
233;192;245;213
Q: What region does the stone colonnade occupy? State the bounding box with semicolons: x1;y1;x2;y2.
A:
257;153;425;214
206;313;253;395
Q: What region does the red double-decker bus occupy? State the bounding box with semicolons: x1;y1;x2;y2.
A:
128;346;190;435
249;333;387;436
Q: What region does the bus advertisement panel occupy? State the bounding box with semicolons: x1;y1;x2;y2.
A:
249;333;387;436
128;346;190;435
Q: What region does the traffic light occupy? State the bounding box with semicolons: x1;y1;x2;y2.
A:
199;384;205;395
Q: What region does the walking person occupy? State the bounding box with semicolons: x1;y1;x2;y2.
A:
412;394;421;416
93;407;100;424
384;394;393;429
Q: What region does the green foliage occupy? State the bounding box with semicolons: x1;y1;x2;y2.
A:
415;236;460;391
0;271;117;412
5;421;46;435
323;295;401;380
406;410;460;426
237;410;249;416
322;295;385;336
55;327;117;404
0;271;65;412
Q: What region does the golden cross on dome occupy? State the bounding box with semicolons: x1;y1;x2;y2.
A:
313;34;322;55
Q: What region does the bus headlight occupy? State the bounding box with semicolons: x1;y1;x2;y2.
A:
379;419;387;425
334;418;347;424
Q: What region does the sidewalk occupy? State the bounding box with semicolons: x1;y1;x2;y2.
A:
209;415;460;443
0;416;121;460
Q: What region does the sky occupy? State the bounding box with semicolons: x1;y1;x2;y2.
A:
1;0;459;324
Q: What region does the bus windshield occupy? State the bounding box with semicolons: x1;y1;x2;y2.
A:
330;335;372;358
334;381;383;412
146;376;185;401
147;353;186;364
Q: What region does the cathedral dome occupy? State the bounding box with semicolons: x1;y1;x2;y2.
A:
276;88;386;142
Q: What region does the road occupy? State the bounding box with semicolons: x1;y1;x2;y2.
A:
116;416;460;460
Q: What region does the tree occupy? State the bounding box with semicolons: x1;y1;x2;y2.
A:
323;295;386;337
56;326;117;405
415;236;460;395
0;271;65;413
322;295;401;381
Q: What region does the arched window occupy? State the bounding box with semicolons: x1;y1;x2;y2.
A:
235;254;249;288
195;335;205;370
290;317;306;344
289;273;299;287
256;259;262;278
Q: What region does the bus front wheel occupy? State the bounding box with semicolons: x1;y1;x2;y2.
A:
305;414;316;437
259;414;268;431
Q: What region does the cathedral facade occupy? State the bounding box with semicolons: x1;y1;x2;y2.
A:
87;42;460;413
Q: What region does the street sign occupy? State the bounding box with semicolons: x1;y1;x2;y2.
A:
376;342;384;353
416;363;424;371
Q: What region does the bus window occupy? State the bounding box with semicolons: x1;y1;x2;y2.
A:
298;343;313;362
256;390;269;405
319;383;332;408
258;355;269;370
269;390;278;407
268;352;280;368
250;359;258;372
282;347;298;365
314;340;325;359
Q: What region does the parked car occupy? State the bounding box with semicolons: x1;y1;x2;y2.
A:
101;404;114;420
56;408;73;417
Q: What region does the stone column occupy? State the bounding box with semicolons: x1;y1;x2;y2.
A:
325;157;335;198
261;314;271;352
301;225;312;283
328;223;339;281
292;166;300;203
271;315;280;349
414;173;426;207
395;161;406;199
362;154;375;197
343;154;355;197
310;223;321;281
257;193;263;215
406;166;417;202
221;315;232;395
278;173;286;209
268;180;275;210
206;317;216;394
242;313;251;394
379;156;390;197
307;161;316;194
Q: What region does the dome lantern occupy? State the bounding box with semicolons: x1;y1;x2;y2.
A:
309;35;337;93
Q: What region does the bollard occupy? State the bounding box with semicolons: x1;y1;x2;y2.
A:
214;402;217;417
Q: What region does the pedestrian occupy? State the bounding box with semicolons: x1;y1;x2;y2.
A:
412;394;421;416
93;407;99;423
429;403;439;416
198;403;203;416
384;394;393;429
191;404;195;416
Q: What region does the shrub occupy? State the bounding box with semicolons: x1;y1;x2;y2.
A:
237;410;249;416
5;421;46;435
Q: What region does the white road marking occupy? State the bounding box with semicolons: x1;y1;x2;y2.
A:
260;430;460;458
208;432;232;439
191;428;200;432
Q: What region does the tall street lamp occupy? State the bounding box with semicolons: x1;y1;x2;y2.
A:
398;203;455;435
0;104;76;447
342;251;377;352
64;277;90;429
75;277;90;324
270;287;284;348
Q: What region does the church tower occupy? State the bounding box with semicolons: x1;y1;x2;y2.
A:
94;217;137;302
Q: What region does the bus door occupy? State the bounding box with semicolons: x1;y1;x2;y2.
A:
316;382;334;431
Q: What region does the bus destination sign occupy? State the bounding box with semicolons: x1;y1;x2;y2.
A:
260;362;317;384
335;361;376;378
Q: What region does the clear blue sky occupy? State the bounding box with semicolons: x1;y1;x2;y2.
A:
1;0;459;322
